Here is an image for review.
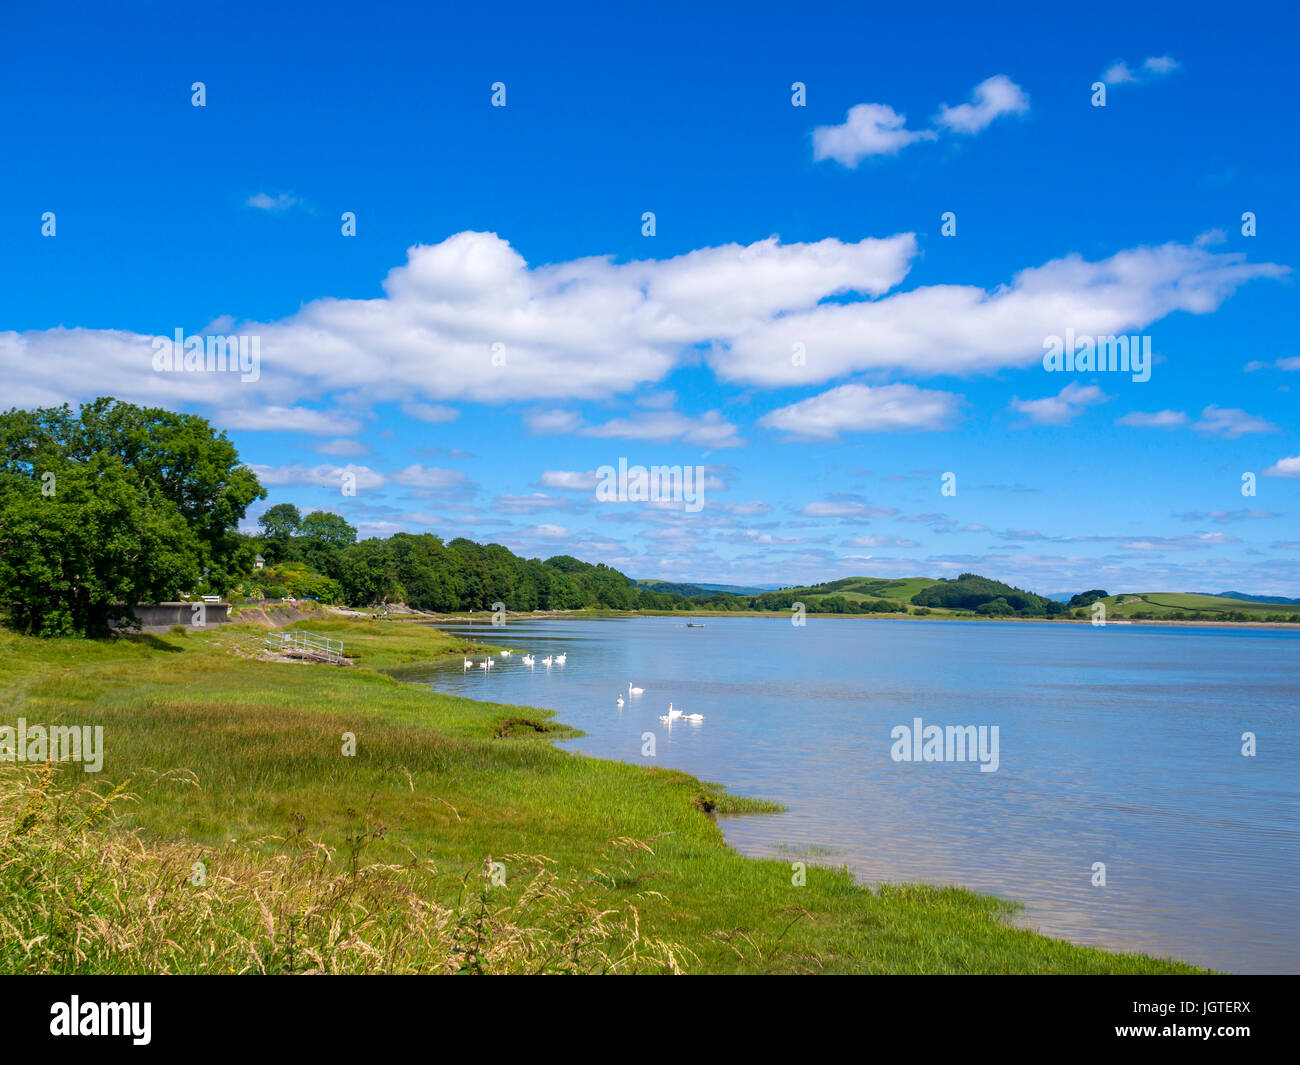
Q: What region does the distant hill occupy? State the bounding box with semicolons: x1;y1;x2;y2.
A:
635;579;774;597
1213;591;1300;606
1103;592;1300;619
639;576;1300;618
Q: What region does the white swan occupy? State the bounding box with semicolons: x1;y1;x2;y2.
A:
463;657;473;670
500;650;512;658
683;713;704;722
628;682;644;695
555;653;566;664
543;655;553;667
478;659;489;671
616;694;624;708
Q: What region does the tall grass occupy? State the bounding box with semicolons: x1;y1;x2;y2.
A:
0;764;692;974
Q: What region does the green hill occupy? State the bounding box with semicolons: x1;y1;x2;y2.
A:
1103;593;1300;620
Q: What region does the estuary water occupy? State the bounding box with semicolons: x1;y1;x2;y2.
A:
391;615;1300;973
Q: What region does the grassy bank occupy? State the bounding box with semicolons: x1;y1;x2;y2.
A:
0;618;1204;973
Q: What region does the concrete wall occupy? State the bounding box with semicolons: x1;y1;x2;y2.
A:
129;602;230;630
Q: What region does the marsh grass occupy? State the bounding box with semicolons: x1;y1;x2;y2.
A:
0;621;1207;973
0;765;692;974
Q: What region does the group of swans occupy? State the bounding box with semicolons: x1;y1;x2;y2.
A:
658;701;704;724
621;684;703;724
464;651;566;670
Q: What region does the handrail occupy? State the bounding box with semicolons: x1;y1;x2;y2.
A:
266;630;344;663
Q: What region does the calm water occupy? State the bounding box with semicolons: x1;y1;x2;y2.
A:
391;616;1300;973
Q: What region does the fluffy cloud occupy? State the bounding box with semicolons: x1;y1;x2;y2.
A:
540;469;601;491
1193;405;1277;438
247;191;303;211
579;409;743;448
935;75;1029;134
762;383;961;440
1011;383;1108;425
712;242;1286;387
247;462;469;495
1116;409;1188;427
812;104;937;166
221;406;364;435
1264;455;1300;478
1103;56;1180;85
0;233;1284;420
800;501;898;518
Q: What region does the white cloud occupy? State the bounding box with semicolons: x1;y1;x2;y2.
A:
525;409;584;435
1116;409;1188;428
541;469;600;491
580;409;743;448
522;523;569;539
710;242;1285;388
761;383;961;440
800;502;898;518
249;463;386;492
247;191;302;211
493;493;570;514
1244;356;1300;372
1102;61;1137;85
812;104;937;167
844;535;920;548
1193;405;1277;438
389;464;471;490
1103;56;1180;86
0;233;1284;420
1011;383;1109;425
220;406;364;435
1264;456;1300;478
935;75;1029;134
1143;55;1180;75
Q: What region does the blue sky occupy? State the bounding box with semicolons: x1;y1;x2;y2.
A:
2;0;1297;594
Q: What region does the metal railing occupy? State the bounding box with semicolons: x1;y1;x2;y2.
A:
266;630;344;663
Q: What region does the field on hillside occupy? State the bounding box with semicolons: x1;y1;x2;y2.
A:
1105;593;1297;618
0;617;1200;974
783;576;941;605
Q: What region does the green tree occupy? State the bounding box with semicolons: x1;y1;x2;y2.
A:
258;502;302;563
297;510;357;573
0;398;264;635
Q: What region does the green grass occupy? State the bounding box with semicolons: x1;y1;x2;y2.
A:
0;619;1204;973
1104;593;1289;617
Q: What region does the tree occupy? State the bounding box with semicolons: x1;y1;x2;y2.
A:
258;502;302;562
297;510;356;572
0;398;265;635
1067;589;1109;608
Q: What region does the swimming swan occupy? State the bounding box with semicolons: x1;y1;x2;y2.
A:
628;682;644;695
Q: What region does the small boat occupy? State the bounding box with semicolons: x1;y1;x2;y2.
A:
686;623;705;628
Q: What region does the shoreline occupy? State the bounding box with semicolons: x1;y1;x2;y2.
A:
373;606;1300;632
